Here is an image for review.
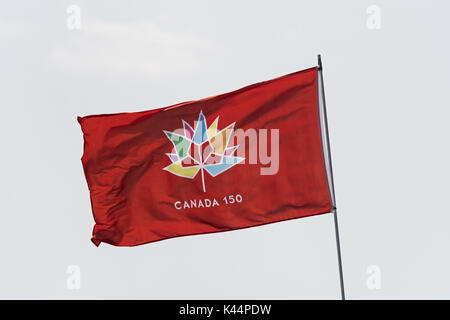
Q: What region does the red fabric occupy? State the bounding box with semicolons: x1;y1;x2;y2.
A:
78;67;332;247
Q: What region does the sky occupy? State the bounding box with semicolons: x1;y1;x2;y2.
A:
1;0;449;299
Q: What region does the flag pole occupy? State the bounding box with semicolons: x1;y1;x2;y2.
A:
317;54;346;300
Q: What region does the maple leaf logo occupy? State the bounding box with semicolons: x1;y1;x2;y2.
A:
163;111;245;192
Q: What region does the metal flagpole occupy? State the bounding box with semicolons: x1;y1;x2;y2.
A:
317;54;346;300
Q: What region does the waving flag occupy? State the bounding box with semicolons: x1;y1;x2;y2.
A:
78;66;333;246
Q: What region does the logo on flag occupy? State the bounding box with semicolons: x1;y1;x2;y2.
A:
163;111;245;192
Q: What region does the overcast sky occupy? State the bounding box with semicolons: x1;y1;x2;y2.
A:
1;0;449;299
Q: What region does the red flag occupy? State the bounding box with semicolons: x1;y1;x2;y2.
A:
78;67;332;246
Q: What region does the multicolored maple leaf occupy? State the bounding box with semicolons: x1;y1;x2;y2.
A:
163;111;245;192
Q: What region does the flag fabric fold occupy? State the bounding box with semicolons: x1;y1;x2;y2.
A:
78;67;332;247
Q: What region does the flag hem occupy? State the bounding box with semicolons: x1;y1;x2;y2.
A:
91;206;332;247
